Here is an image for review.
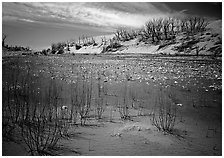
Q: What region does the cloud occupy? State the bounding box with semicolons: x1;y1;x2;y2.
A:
2;2;181;30
19;18;35;23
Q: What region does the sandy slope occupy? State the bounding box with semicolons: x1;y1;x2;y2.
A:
68;20;221;56
207;20;222;35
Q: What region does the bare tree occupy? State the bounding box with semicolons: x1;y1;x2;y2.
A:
2;34;7;47
145;21;155;43
154;19;163;42
162;18;170;40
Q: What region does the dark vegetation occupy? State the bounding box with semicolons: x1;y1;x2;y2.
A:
51;42;68;54
2;34;31;52
2;60;67;155
3;45;31;52
113;16;208;45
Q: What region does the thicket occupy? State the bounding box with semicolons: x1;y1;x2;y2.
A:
114;16;209;45
114;28;138;42
2;60;70;155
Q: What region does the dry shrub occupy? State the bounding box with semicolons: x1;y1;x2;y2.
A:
18;77;68;155
76;71;93;125
101;38;122;53
118;79;130;120
94;71;108;119
114;28;136;41
20;113;62;155
153;88;177;133
2;61;70;155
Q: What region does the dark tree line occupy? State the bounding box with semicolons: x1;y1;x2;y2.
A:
4;45;31;51
2;34;31;51
114;16;209;44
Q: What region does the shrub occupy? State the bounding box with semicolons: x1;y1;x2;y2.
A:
75;70;93;125
117;78;130;120
18;77;67;155
41;49;48;55
114;28;138;42
75;44;82;50
2;61;69;155
95;71;107;119
51;42;66;54
101;38;122;53
57;48;64;54
20;113;62;155
153;88;177;133
79;35;96;47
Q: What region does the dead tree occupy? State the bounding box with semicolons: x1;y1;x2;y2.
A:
152;19;163;42
2;34;7;47
162;19;170;40
145;21;155;43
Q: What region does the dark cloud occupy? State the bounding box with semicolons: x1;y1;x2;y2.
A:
164;2;222;19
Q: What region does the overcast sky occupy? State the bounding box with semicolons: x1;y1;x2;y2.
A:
2;2;222;51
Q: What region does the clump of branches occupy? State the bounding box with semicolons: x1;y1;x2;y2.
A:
2;60;69;155
95;71;107;119
20;110;62;155
152;88;177;133
141;18;175;44
19;76;68;155
2;60;22;140
180;16;209;35
39;48;51;56
101;38;122;53
114;28;138;42
140;16;208;44
75;70;93;125
117;78;130;120
51;42;67;54
81;36;97;46
74;36;97;50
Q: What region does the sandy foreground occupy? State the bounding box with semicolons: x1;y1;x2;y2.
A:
3;104;222;156
2;54;221;156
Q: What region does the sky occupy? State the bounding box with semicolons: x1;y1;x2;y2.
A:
2;2;222;51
